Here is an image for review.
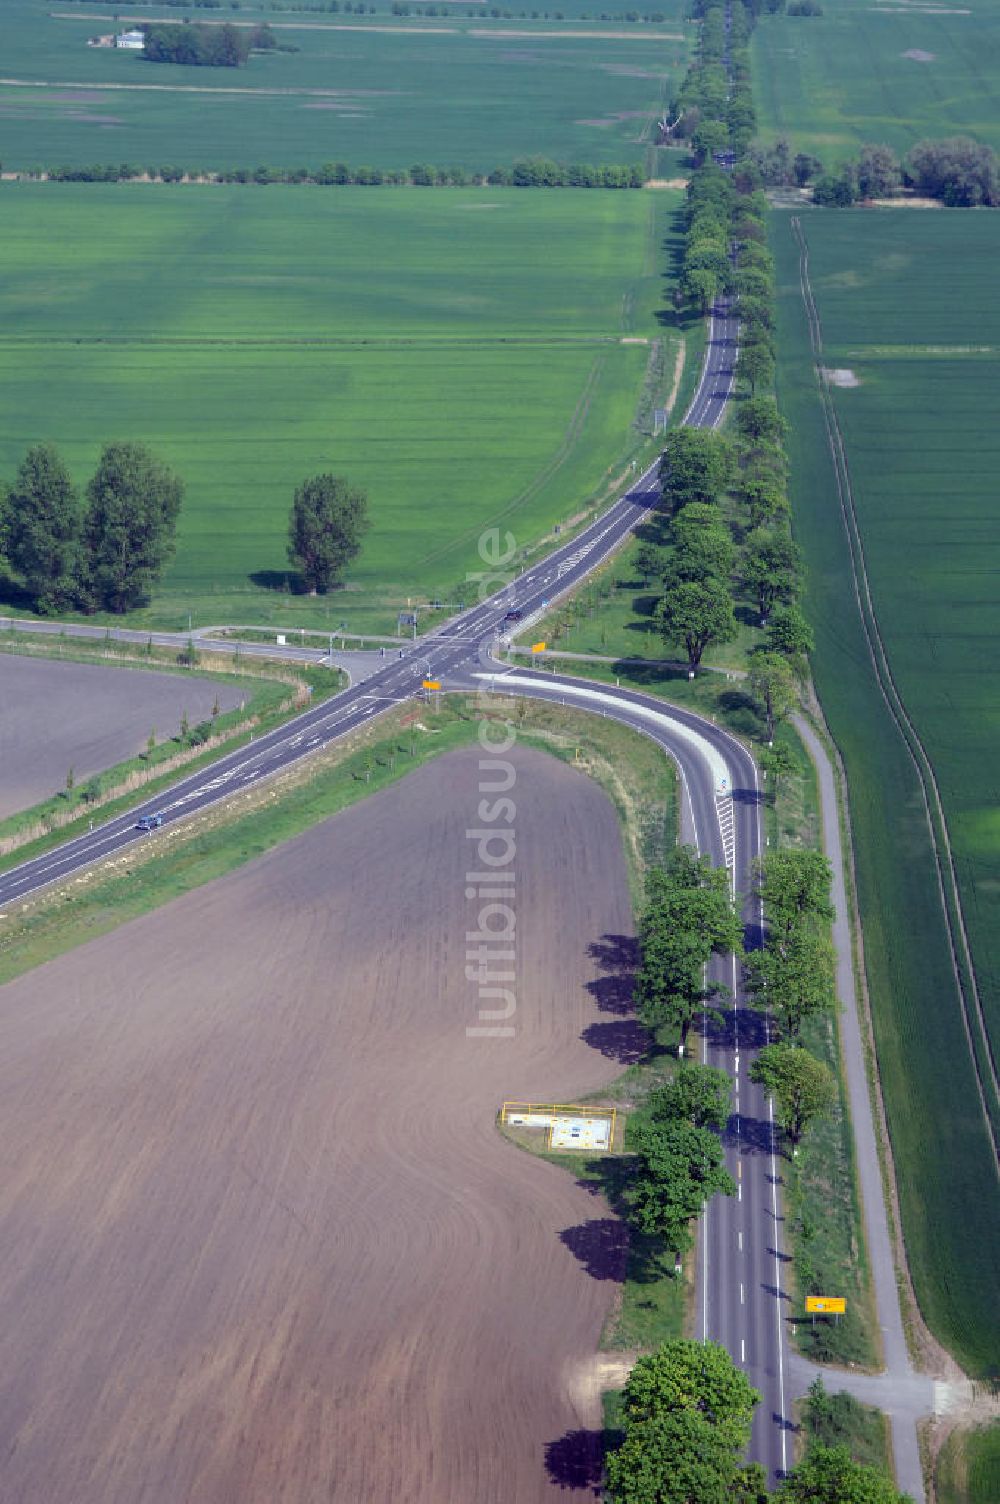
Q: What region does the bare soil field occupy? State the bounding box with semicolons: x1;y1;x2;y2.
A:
0;744;635;1502
0;655;245;820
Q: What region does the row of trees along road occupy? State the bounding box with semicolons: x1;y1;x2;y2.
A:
641;0;812;759
605;1339;911;1503
1;443;183;614
631;847;839;1240
606;9;865;1496
746;849;838;1150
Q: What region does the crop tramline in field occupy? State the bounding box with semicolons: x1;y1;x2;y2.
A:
752;0;1000;160
772;207;1000;1374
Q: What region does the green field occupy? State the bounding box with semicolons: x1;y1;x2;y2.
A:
772;208;1000;1374
0;183;684;630
752;0;1000;162
1;0;691;171
936;1423;1000;1504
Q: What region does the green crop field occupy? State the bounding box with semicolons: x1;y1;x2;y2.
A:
0;0;692;171
771;208;1000;1374
936;1422;1000;1504
752;0;1000;162
0;182;684;631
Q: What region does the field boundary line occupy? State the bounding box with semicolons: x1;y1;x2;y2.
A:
790;214;1000;1162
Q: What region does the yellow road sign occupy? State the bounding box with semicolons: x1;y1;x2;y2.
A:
422;679;441;691
531;641;546;654
805;1296;846;1315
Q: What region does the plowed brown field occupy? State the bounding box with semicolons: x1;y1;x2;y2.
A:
0;744;635;1502
0;655;245;820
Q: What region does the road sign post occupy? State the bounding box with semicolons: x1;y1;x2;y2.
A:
805;1295;846;1327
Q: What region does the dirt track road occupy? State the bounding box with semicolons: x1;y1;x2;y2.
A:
0;745;634;1502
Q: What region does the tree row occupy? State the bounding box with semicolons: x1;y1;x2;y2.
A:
0;447;371;614
30;159;646;189
605;1338;910;1502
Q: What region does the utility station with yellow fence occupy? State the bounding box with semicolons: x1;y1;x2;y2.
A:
499;1101;618;1152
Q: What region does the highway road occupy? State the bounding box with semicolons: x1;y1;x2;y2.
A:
453;666;791;1482
0;294;738;914
0;289;797;1478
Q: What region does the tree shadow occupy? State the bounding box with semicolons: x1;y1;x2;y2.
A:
250;568;299;593
544;1429;606;1493
0;573;39;612
762;1280;792;1304
559;1217;629;1282
581;1018;651;1066
574;1155;635;1218
586;933;638;1016
697;1004;769;1054
610;657;693;688
634;512;669;543
717;688;763;737
722;1111;779;1158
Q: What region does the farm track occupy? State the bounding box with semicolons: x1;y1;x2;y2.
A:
790;214;1000;1157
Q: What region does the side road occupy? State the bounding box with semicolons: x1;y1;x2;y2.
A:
793;714;981;1502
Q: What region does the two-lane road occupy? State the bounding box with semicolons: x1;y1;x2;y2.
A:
0;291;796;1482
451;665;791;1481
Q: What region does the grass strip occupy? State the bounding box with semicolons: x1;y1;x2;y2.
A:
0;632;343;868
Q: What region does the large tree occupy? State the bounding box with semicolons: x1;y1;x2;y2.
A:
81;443;183;612
750;1043;837;1151
737;396;787;449
739;341;775;397
774;1445;912;1504
742;527;801;624
744;923;836;1038
856;143;902;199
749;651;798;742
621;1340;760;1442
633;540;669;586
659;428;734;512
606;1341;762;1504
287;473;369;594
656;575;737;672
635;847;743;1051
767;603;814;662
648;1063;732;1130
906;136;999;207
630;1119;736;1254
4;444;81;613
605;1410;762;1504
755;849;834;944
738;474;789;530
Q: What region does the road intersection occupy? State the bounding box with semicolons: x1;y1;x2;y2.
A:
0;289;935;1494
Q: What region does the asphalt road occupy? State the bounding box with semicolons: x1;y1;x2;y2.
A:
460;666;791;1482
0;294;738;914
0;291;799;1477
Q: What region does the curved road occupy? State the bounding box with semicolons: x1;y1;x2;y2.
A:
0;297;738;914
0;294;802;1480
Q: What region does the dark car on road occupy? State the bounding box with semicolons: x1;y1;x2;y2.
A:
136;813;163;831
503;609;524;623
